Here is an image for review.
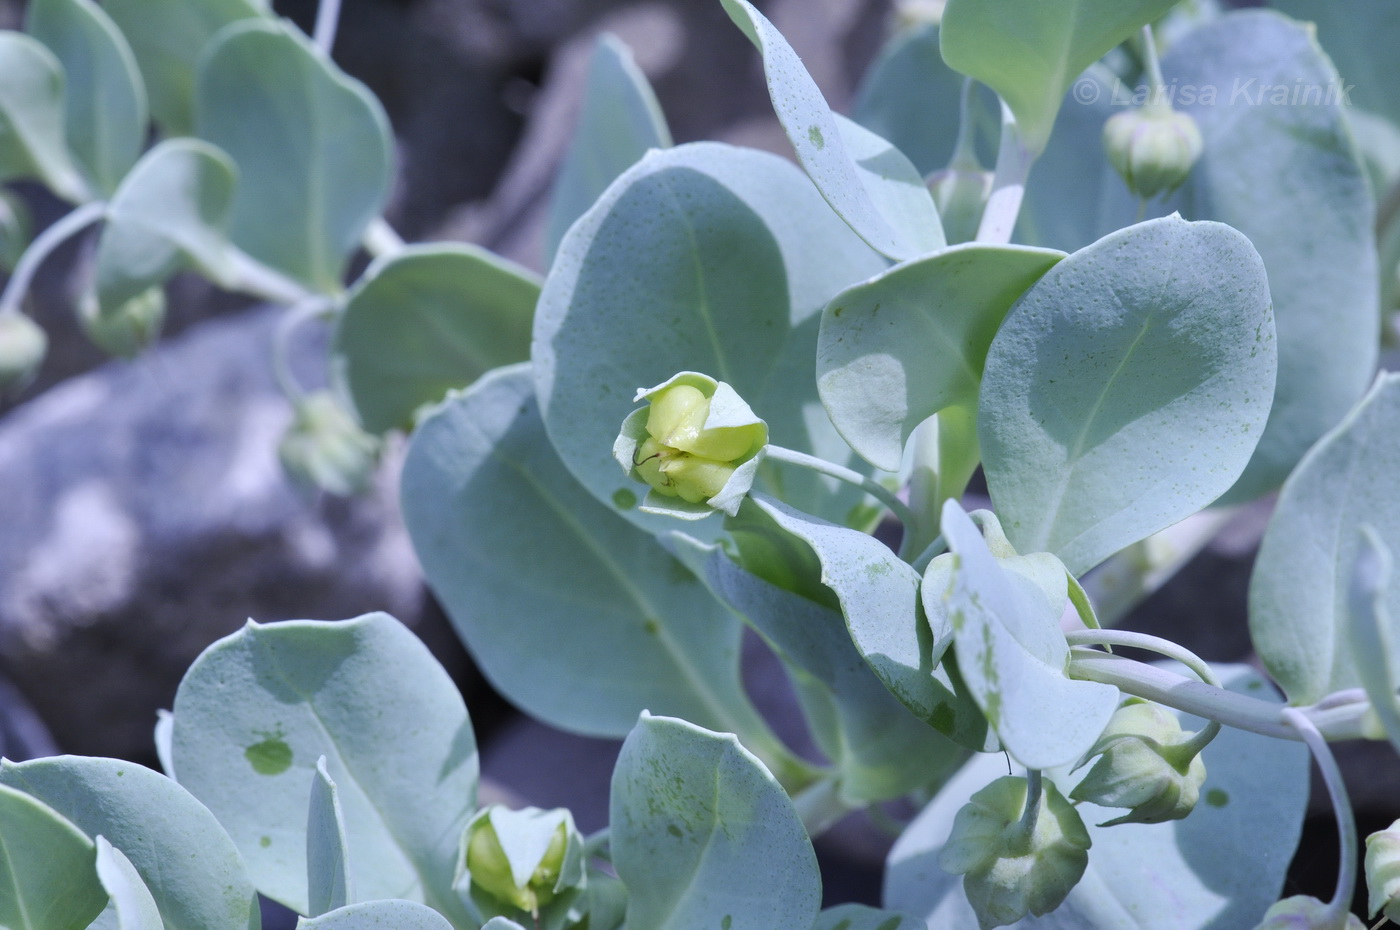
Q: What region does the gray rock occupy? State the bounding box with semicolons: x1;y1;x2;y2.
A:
0;305;429;762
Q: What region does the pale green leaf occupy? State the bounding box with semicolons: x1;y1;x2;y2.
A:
1349;528;1400;754
1268;0;1400;128
610;713;821;930
295;901;454;930
169;612;476;924
196;19;392;292
0;755;259;930
0;31;87;201
0;784;105;930
938;0;1177;154
401;365;775;746
979;215;1275;575
102;0;266;134
813;904;924;930
1250;373;1400;705
26;0;146;194
817;242;1063;471
335;245;540;434
545;33;671;263
308;757;352;917
721;0;943;260
94;837;166;930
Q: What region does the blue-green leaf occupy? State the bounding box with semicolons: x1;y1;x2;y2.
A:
813;904;924;930
102;0;266;134
0;783;106;930
26;0;146;195
334;245;540;434
1350;528;1400;755
308;757;352;917
296;901;454;930
94;837;165;930
196;19;392;292
1267;0;1400;127
0;31;88;201
979;215;1275;575
886;666;1308;930
817;242;1063;471
721;0;942;260
533;141;886;535
610;713;821;930
545;33;671;263
170;612;476;924
0;755;259;930
1250;373;1400;705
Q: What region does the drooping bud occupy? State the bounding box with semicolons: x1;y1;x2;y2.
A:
614;372;767;519
1102;104;1203;200
1251;895;1365;929
278;391;381;496
1069;698;1207;826
940;775;1090;930
927;166;993;245
0;189;32;273
1366;818;1400;923
0;313;47;393
79;287;166;358
459;806;585;922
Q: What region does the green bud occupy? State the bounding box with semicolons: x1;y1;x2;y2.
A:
927;167;992;245
614;372;767;518
940;776;1090;930
1102;104;1203;200
278;391;381;496
1251;895;1365;929
461;806;584;919
0;189;33;273
1069;698;1206;826
893;0;945;30
80;287;166;358
1366;818;1400;923
0;313;47;393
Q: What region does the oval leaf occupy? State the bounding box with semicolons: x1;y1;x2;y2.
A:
610;713;821;930
979;215;1275;575
196;19;392;291
1350;528;1400;754
545;33;671;263
818;242;1064;471
402;364;775;747
721;0;942;260
95;837;165;930
335;244;540;434
94;138;237;310
170;612;477;923
0;755;259;930
0;31;87;201
296;901;454;930
26;0;147;194
939;0;1177;154
308;757;352;917
533;141;886;534
0;783;106;930
1250;373;1400;705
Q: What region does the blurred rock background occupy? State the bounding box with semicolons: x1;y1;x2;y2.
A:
0;0;1390;920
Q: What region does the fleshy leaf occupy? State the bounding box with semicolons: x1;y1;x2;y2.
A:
545;33;671;263
196;19;392;291
938;0;1177;154
335;244;541;433
886;665;1308;930
813;904;925;930
169;612;476;924
1348;528;1400;756
1250;373;1400;705
25;0;146;195
94;837;165;930
308;757;352;917
610;713;821;930
0;783;106;930
401;365;776;747
818;242;1063;471
0;31;88;201
295;901;454;930
0;755;260;930
979;215;1275;575
721;0;943;260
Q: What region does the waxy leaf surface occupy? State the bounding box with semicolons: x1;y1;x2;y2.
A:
296;901;454;930
0;783;106;930
307;757;352;917
94;837;165;930
0;32;87;200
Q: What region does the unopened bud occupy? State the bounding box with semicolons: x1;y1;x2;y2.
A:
1069;698;1206;826
461;806;584;919
1366;818;1400;923
278;391;380;496
927;167;993;245
0;189;32;273
0;313;47;393
1103;105;1203;200
1252;895;1365;929
940;775;1090;929
80;287;166;358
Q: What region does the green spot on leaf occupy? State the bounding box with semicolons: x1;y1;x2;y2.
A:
260;836;271;848
1206;788;1229;807
244;738;293;775
722;917;733;930
612;488;638;510
644;618;660;635
667;824;683;837
808;125;824;149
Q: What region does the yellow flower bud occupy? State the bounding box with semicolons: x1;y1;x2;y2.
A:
460;806;584;921
1103;105;1203;200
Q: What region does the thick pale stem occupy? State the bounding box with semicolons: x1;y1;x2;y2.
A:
1139;25;1168;108
792;775;854;837
273;297;335;402
1010;769;1044;853
764;445;916;529
0;202;106;316
225;248;316;305
363;217;406;259
975;100;1033;244
313;0;344;54
950;77;983;171
1282;707;1358;922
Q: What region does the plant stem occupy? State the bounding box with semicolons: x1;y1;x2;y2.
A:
950;77;983;171
273;296;335;402
974;100;1033;244
1283;706;1358;924
791;775;853;837
1067;650;1375;742
1011;769;1044;852
225;248;316;305
909;534;948;575
363;217;407;260
0;201;106;316
764;444;915;529
1138;25;1168;109
313;0;344;54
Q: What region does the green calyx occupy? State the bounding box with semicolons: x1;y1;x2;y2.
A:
1366;818;1400;923
1102;104;1203;200
0;313;47;393
278;391;381;496
1251;895;1366;930
940;775;1091;930
80;287;167;358
1069;698;1207;827
462;806;584;920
